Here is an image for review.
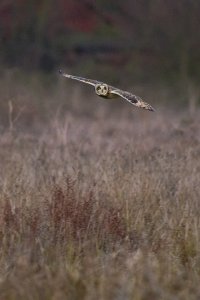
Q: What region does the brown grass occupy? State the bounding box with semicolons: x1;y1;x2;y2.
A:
0;71;200;299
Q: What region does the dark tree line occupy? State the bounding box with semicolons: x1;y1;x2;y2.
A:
0;0;200;81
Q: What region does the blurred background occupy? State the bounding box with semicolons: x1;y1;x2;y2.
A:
0;0;200;128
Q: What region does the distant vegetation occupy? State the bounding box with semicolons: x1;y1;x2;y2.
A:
1;0;200;84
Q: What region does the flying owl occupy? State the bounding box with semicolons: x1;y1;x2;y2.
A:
59;70;155;111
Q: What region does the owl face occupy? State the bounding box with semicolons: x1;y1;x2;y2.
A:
95;84;109;96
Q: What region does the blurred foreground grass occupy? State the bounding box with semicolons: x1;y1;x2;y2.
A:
0;70;200;299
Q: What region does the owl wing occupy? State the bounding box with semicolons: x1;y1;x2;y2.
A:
59;70;101;87
110;88;155;111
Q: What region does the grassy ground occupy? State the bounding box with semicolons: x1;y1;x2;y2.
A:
0;71;200;299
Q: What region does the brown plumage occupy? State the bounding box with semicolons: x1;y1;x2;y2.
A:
59;70;155;112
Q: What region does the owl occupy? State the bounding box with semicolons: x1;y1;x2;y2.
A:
59;70;155;111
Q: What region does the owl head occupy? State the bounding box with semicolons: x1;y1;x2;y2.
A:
95;84;109;96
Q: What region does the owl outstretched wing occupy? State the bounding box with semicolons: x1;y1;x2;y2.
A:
110;89;155;111
59;70;101;87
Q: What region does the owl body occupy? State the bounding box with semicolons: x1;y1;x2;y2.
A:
59;70;155;111
98;93;117;99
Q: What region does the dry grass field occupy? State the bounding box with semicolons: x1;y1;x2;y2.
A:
0;72;200;299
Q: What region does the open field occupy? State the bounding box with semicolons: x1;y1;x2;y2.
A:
0;73;200;299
